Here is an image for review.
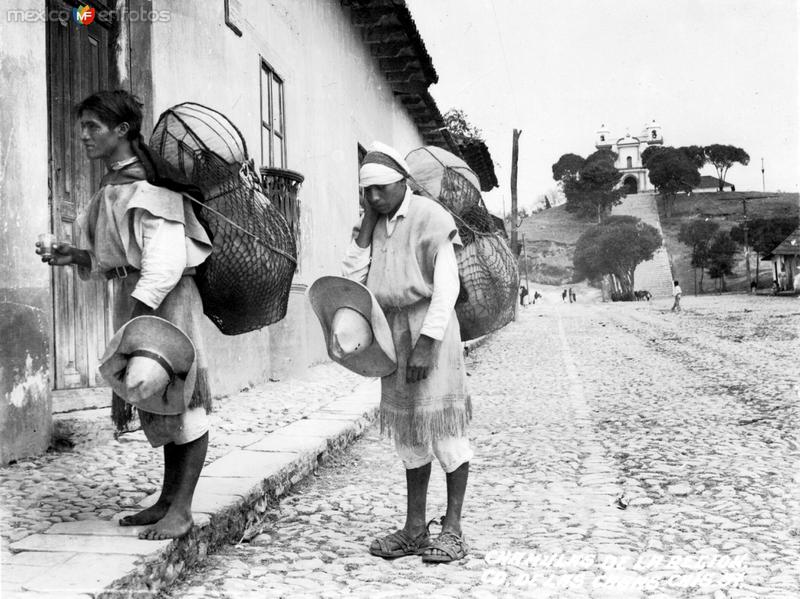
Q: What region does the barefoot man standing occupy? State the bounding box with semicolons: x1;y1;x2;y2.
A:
342;142;472;563
36;90;213;540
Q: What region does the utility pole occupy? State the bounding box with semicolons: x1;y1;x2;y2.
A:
521;232;529;289
761;158;765;193
742;197;750;286
510;129;522;256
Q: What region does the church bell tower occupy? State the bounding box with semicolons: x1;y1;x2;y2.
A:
644;119;663;145
595;124;612;150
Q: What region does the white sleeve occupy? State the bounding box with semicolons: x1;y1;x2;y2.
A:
420;241;460;340
131;212;188;309
341;239;371;284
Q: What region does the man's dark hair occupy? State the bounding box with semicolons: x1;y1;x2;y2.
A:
75;90;143;140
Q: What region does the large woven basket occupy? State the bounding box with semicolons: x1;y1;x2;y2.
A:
150;103;297;335
455;234;519;341
405;145;518;341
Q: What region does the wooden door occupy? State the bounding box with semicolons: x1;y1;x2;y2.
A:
47;0;114;389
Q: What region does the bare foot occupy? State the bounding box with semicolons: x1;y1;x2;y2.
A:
119;501;170;526
138;511;193;540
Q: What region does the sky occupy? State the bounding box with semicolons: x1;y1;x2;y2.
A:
405;0;799;216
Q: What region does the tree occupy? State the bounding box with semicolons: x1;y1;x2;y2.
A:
704;144;750;190
643;145;705;170
707;231;738;291
585;149;618;165
551;153;585;183
678;219;720;293
641;145;668;168
647;148;701;217
563;151;625;223
731;216;799;285
443;108;484;142
677;145;707;170
573;215;662;297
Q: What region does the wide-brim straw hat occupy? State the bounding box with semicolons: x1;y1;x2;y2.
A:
308;276;397;377
99;316;197;415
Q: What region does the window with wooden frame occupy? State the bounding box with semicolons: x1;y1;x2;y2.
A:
260;60;286;168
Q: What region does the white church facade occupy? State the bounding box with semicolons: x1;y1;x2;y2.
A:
595;120;663;194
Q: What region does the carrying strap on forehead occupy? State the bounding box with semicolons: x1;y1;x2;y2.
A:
361;151;410;178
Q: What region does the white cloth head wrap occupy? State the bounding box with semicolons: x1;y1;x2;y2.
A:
359;141;411;187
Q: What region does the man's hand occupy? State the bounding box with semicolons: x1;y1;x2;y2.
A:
406;335;436;384
130;299;155;319
35;241;91;268
355;202;379;249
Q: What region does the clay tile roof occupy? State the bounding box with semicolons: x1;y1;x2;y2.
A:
342;0;460;155
341;0;438;87
454;138;499;191
697;175;733;189
771;226;800;255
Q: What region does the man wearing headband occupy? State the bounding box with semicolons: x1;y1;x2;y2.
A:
342;142;472;563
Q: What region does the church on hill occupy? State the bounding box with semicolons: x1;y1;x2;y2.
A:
595;120;663;194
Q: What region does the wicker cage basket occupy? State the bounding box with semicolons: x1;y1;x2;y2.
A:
150;102;297;335
455;234;519;341
405;145;518;341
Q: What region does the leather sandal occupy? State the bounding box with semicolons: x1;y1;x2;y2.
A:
369;528;431;559
421;527;469;563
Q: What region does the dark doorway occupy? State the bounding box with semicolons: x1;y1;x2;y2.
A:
623;176;638;194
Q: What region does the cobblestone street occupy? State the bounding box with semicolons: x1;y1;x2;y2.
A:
167;294;799;598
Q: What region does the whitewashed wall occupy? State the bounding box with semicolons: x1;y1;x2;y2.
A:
150;0;425;385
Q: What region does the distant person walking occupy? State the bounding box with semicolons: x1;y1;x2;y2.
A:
570;289;577;303
568;287;574;304
671;280;682;312
562;289;567;302
519;285;529;307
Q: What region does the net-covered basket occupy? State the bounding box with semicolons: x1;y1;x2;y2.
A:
406;146;482;216
455;235;519;341
405;145;518;341
150;103;297;335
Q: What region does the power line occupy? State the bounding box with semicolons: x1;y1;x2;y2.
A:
488;0;522;124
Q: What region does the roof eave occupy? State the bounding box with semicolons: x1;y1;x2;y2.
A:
343;0;463;154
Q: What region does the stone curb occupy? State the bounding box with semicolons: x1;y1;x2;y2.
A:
4;379;380;599
464;331;495;355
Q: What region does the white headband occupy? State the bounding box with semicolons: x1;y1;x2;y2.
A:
359;163;405;187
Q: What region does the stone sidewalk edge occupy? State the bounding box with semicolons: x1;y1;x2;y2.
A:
6;378;380;599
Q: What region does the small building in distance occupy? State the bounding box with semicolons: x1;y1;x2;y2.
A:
694;175;735;193
769;226;800;293
595;120;663;194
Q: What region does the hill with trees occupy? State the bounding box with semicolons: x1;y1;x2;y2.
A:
659;192;799;294
516;191;798;291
